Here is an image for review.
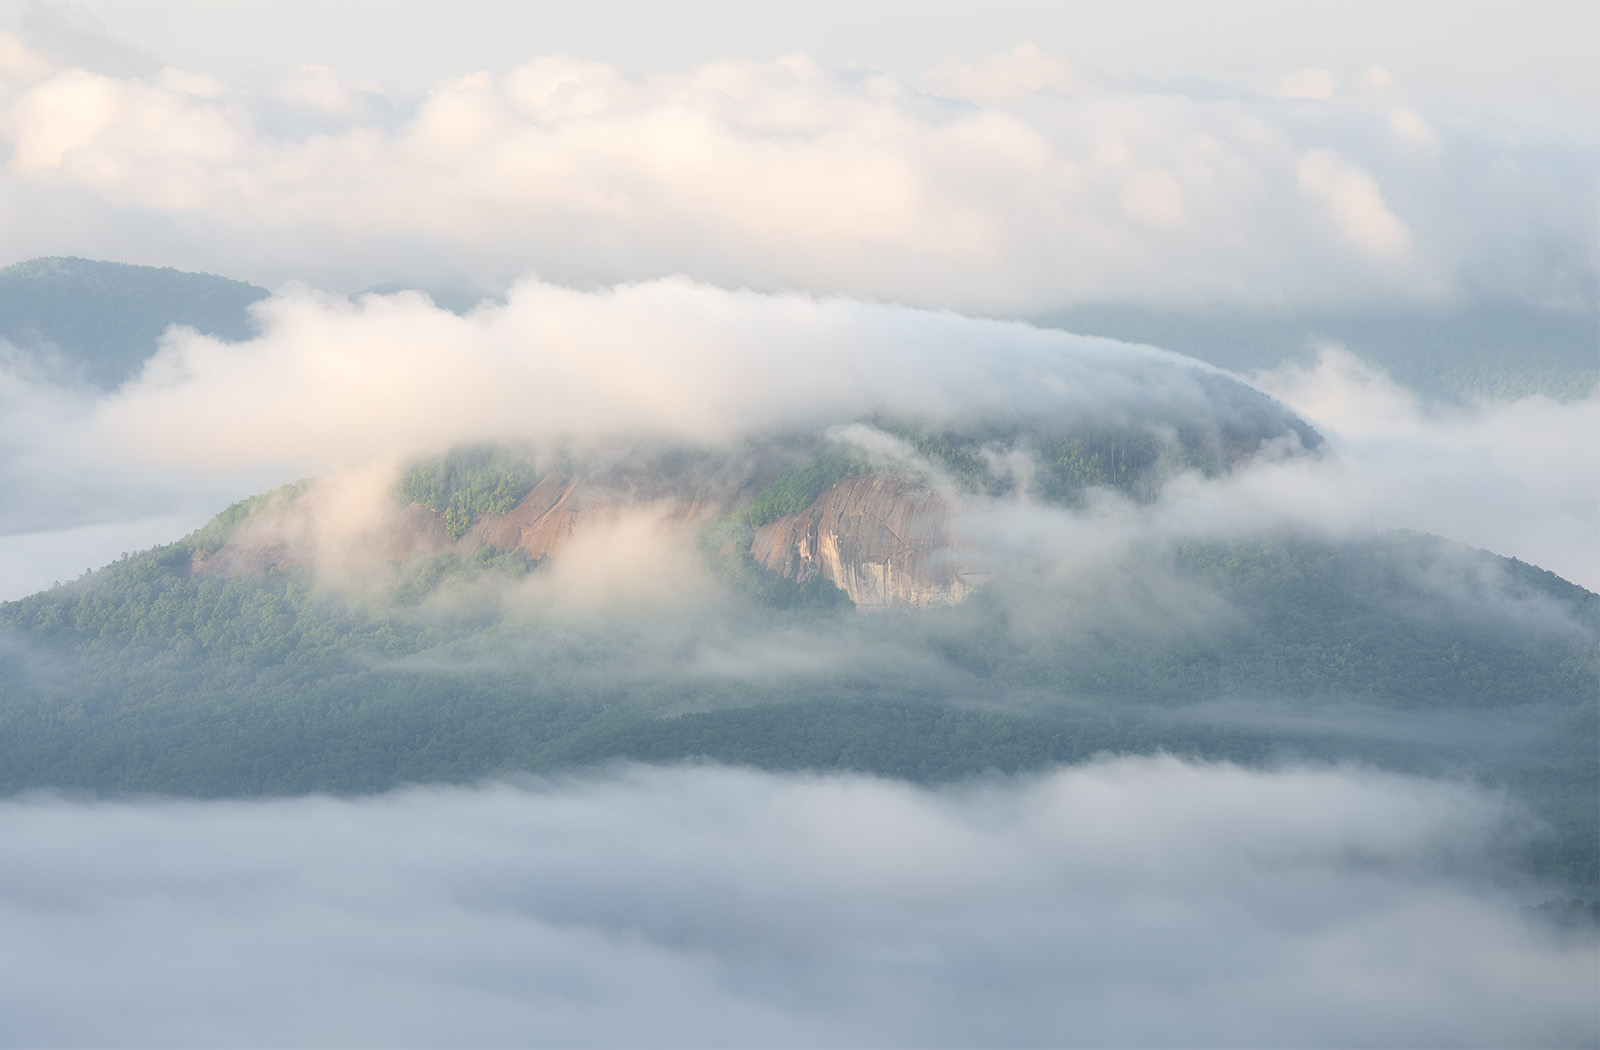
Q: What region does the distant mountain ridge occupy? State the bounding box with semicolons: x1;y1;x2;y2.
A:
1036;303;1600;403
0;257;268;389
7;257;1593;402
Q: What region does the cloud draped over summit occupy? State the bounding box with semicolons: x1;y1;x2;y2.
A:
0;275;1593;594
0;39;1592;311
88;277;1294;467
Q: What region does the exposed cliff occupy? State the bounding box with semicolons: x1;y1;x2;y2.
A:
749;472;970;608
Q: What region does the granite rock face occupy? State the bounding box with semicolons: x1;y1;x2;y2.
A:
749;472;973;608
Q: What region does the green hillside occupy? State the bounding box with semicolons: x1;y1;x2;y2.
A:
0;257;268;388
1;520;1593;888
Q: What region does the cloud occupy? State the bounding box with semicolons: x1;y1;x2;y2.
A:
0;279;1593;600
918;42;1084;105
1251;347;1600;589
0;277;1293;517
0;43;1589;311
0;31;51;83
0;273;1318;601
1297;149;1415;261
940;345;1600;592
0;758;1590;1048
1276;67;1337;100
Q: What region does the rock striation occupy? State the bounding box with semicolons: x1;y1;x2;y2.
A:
750;472;972;608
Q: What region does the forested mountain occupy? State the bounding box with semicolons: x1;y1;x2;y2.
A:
0;258;1592;896
1;433;1594;888
0;257;268;388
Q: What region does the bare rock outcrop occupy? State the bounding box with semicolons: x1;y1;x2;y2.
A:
750;472;973;608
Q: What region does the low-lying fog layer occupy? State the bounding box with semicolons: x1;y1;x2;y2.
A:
0;758;1591;1049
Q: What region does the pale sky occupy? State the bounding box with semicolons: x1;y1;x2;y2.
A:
4;0;1596;133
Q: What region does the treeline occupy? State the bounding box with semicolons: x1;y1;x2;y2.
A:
867;409;1306;506
397;445;541;537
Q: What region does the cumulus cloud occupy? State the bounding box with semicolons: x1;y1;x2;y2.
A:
0;37;1589;311
0;759;1590;1048
1297;149;1416;261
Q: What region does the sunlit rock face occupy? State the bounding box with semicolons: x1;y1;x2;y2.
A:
751;472;971;608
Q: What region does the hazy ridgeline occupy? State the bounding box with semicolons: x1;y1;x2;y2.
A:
3;258;1593;405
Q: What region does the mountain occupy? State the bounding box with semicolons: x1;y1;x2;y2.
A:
0;260;1591;893
0;257;268;389
0;419;1594;888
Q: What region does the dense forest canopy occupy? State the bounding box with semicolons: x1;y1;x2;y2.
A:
2;491;1594;888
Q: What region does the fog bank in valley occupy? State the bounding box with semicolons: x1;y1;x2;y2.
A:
0;758;1592;1049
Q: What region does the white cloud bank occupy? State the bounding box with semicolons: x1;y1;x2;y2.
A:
0;758;1591;1048
0;276;1288;538
0;37;1591;312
